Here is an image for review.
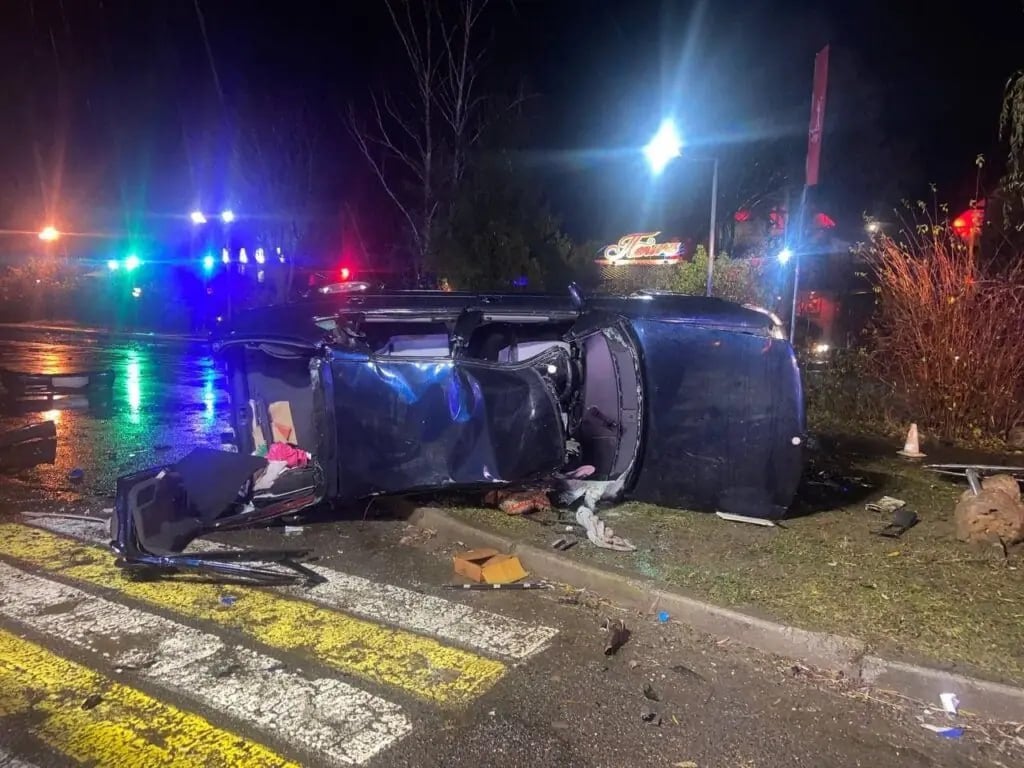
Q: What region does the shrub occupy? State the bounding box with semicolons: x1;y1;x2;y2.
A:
803;348;905;437
600;247;774;307
865;223;1024;442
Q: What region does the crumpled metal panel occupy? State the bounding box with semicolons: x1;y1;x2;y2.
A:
627;318;804;518
329;350;566;498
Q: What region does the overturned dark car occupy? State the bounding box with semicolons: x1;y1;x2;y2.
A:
212;286;805;520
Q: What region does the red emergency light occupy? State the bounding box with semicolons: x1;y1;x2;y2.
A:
952;206;984;240
340;266;352;281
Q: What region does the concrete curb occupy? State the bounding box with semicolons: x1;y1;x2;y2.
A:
410;506;1024;722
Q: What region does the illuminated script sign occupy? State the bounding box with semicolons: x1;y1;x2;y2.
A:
601;232;683;263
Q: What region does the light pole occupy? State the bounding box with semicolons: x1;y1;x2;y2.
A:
706;157;719;297
643;119;719;297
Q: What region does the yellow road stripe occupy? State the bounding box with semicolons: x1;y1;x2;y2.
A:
0;628;296;768
0;523;504;704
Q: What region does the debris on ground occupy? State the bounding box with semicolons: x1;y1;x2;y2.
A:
576;506;636;551
921;724;963;739
642;682;660;701
954;473;1024;545
940;692;960;715
0;420;58;470
81;693;103;710
865;496;906;514
398;525;436;546
0;367;114;398
602;617;629;655
872;508;919;538
670;663;707;683
550;536;578;551
452;548;528;584
671;762;699;768
283;525;304;536
640;709;661;726
219;595;238;607
715;511;776;527
68;468;85;483
483;488;552;516
657;611;670;623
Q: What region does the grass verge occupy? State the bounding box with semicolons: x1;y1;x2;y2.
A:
447;450;1024;685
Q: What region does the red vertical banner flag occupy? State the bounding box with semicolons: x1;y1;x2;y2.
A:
805;45;830;187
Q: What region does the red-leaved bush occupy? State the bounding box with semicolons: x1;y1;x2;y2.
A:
865;223;1024;442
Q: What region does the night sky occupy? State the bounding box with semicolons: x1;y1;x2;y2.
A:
2;0;1023;251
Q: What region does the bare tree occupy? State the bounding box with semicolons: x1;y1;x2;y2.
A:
348;0;495;278
229;95;328;300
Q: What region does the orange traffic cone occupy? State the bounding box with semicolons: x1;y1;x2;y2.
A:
897;423;926;458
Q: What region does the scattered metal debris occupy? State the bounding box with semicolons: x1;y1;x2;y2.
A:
872;508;919;538
715;511;776;527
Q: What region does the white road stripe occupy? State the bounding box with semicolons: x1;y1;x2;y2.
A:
0;748;38;768
0;560;411;766
27;516;559;660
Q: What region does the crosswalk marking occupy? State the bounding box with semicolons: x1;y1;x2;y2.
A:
29;517;559;660
0;628;297;768
0;747;38;768
0;561;411;765
0;523;506;705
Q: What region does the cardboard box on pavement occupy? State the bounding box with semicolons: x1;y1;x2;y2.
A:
452;548;528;584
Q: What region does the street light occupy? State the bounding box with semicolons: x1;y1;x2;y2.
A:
38;226;60;242
190;210;207;225
220;210;235;224
643;119;718;297
777;247;794;265
866;221;880;234
124;254;141;271
643;119;682;176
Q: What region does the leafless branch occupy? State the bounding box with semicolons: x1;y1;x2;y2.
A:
347;104;424;250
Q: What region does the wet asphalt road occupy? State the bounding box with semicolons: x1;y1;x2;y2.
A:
0;326;1010;767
